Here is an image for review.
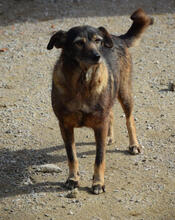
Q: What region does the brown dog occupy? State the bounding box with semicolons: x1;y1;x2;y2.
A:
47;9;153;194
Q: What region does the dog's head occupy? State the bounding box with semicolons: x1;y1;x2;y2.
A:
47;25;113;69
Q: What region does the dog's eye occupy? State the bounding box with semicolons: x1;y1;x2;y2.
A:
75;40;84;47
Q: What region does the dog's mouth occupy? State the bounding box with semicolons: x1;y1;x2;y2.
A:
76;56;102;70
86;57;102;66
73;49;102;69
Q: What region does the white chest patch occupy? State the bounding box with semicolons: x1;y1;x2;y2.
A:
85;67;93;82
80;104;91;113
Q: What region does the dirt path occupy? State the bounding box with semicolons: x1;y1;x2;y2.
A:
0;1;175;219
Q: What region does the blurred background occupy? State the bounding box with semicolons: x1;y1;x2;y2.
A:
0;0;175;26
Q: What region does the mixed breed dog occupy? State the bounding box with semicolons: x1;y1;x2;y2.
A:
47;8;153;194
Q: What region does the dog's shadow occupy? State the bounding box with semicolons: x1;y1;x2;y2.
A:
0;142;129;198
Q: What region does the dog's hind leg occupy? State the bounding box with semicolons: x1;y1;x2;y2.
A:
92;123;108;194
59;124;79;189
118;91;142;155
107;110;114;145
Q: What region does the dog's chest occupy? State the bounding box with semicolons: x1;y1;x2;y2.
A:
53;62;109;115
66;94;93;113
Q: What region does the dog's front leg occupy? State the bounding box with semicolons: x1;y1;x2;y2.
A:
92;123;108;194
59;123;79;189
107;110;114;145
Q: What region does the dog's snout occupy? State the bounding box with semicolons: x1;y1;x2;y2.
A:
92;51;101;62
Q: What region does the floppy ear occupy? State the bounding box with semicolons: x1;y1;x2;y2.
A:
98;27;113;48
47;30;67;50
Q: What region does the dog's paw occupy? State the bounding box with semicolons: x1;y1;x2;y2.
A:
107;137;115;145
65;179;79;190
129;145;143;155
92;184;105;195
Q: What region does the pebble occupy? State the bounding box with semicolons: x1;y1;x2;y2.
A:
71;199;79;203
23;177;33;185
58;193;65;197
68;210;74;215
154;60;160;64
146;125;152;130
91;217;102;220
80;154;87;158
66;188;79;198
32;164;62;173
113;189;119;192
168;82;175;91
5;129;11;134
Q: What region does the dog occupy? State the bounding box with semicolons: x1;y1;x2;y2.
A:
47;8;153;194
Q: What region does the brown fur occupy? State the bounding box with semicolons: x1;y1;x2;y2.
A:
47;8;153;194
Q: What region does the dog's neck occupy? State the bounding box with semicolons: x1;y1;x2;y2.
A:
54;53;108;96
61;54;99;87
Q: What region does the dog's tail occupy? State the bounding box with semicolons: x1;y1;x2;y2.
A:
119;8;153;48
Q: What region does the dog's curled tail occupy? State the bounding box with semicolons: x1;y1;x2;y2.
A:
120;8;153;47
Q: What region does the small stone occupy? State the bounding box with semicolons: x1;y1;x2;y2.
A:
81;154;87;158
68;210;73;215
146;125;152;130
113;189;119;192
66;188;79;198
58;193;65;197
32;164;62;173
5;129;11;134
91;217;102;220
23;177;33;185
168;82;175;91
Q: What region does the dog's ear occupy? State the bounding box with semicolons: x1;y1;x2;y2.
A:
98;27;113;48
47;30;67;50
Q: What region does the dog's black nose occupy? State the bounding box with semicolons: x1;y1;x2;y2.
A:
92;52;101;62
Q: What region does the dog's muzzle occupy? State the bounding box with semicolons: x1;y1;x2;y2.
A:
91;51;101;64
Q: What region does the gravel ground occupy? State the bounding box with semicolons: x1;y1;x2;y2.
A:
0;0;175;220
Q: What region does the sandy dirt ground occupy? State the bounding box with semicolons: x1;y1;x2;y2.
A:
0;0;175;219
